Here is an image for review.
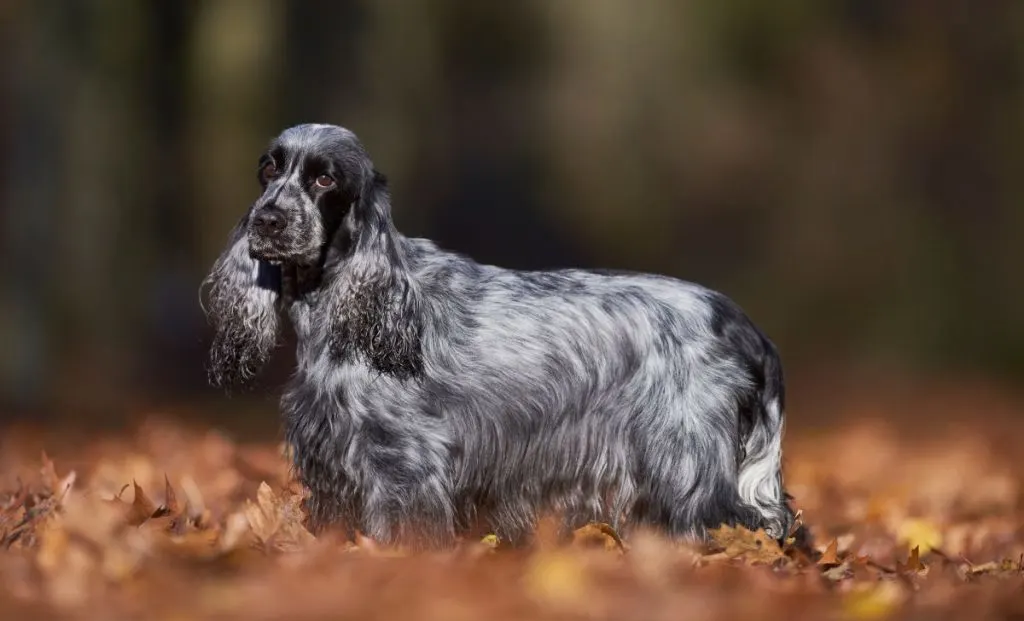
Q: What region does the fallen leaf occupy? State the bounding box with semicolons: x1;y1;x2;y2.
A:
818;538;840;567
155;474;179;518
896;518;942;555
244;481;314;552
842;581;906;619
895;546;928;576
245;484;280;545
523;549;589;610
708;524;786;565
571;522;625;553
126;481;158;527
823;561;852;582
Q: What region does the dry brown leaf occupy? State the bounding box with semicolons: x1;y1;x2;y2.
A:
157;474;180;517
571;522;625;553
245;483;280;544
244;481;315;552
708;524;786;565
895;546;928;576
822;561;852;582
817;538;840;566
126;480;158;527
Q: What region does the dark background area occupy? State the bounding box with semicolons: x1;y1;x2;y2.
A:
1;0;1022;432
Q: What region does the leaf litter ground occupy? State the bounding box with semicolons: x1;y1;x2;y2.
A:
2;399;1024;620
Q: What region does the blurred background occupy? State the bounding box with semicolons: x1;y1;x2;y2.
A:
1;0;1023;433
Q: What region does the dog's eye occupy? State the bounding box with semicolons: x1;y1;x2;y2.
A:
261;162;278;182
315;175;335;189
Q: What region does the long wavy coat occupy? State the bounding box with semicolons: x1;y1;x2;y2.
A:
203;123;794;547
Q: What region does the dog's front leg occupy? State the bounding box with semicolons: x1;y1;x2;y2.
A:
357;430;457;549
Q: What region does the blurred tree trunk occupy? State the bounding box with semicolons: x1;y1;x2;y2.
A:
55;0;156;412
0;2;59;413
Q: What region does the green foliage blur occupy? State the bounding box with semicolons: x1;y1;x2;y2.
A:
1;0;1022;415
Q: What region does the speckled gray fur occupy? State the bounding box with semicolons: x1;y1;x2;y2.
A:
202;123;794;548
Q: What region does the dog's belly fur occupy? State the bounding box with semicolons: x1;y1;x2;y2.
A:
281;250;791;547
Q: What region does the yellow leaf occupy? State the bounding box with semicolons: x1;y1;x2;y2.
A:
35;516;68;574
842;582;905;619
896;518;942;555
523;550;588;609
480;533;500;548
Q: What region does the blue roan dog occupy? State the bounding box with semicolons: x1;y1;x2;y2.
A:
202;123;794;548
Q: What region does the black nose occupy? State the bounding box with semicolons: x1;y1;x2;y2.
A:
252;207;286;236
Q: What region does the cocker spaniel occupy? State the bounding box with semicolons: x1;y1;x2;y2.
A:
202;123;794;548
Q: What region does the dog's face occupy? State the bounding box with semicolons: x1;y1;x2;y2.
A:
247;124;370;265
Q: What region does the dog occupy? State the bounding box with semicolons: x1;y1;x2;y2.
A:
202;123;794;548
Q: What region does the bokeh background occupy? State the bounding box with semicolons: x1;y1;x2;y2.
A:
1;0;1023;433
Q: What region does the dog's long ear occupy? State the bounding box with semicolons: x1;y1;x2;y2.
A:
322;171;423;379
201;216;283;389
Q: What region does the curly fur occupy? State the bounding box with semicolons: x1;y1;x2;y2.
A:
201;123;794;548
202;217;282;389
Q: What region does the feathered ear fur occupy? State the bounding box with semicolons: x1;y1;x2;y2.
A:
323;172;423;379
201;217;283;388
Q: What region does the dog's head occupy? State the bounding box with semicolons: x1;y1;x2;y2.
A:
247;124;373;266
202;124;421;389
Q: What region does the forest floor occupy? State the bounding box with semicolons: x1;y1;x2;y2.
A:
2;378;1024;620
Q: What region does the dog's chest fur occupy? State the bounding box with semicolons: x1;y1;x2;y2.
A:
281;296;456;528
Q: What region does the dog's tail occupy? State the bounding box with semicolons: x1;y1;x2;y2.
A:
736;337;791;539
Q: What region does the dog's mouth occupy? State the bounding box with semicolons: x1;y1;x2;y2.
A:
248;240;291;264
249;236;322;266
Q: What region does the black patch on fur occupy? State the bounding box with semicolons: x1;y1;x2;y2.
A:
704;291;785;435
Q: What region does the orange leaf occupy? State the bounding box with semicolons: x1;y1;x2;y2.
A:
817;538;840;567
571;522;625;553
708;524;786;565
126;480;157;527
896;546;927;576
244;481;315;552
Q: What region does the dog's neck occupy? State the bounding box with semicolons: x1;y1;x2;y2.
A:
280;262;324;305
